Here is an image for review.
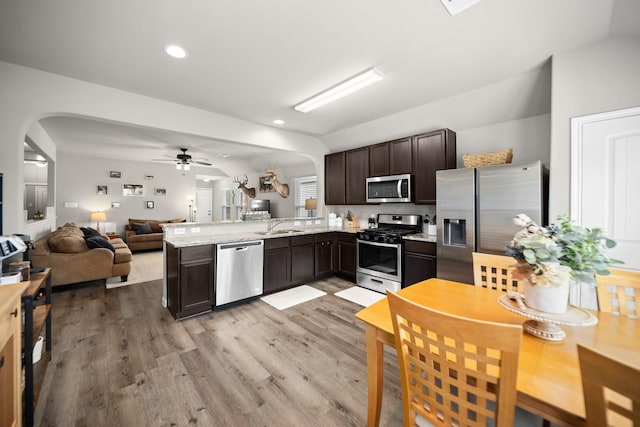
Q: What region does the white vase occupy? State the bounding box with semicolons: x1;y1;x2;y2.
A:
523;279;570;314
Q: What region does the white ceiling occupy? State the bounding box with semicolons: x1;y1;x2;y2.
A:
1;0;637;170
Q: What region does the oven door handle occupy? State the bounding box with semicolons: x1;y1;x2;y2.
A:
357;239;401;248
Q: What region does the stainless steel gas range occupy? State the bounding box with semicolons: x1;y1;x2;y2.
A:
356;213;422;294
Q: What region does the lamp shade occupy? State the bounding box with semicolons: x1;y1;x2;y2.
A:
90;211;107;222
305;198;317;211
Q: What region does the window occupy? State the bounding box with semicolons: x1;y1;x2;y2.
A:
221;188;232;221
294;175;317;217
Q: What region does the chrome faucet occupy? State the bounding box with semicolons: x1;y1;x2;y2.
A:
267;219;286;233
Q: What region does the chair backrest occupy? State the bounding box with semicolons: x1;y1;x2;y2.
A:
577;344;640;427
387;291;523;427
472;252;521;293
596;268;640;318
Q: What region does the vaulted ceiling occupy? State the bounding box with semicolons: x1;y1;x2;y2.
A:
1;0;637;169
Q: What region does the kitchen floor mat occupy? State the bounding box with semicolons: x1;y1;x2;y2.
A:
260;285;327;310
334;286;386;307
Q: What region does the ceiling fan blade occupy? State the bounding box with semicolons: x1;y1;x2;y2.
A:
151;159;176;162
193;160;212;166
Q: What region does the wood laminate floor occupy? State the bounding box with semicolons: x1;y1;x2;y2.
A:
35;277;404;426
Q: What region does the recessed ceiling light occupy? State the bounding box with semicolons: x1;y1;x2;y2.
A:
216;153;231;158
163;44;188;59
273;119;285;125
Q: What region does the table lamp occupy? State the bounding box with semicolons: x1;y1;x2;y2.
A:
304;198;317;217
90;211;107;232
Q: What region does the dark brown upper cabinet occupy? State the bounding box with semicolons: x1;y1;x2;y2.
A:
345;147;369;204
412;129;456;204
389;137;413;175
325;151;346;205
369;142;389;177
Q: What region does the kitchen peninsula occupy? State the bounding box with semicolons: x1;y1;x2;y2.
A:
162;218;437;319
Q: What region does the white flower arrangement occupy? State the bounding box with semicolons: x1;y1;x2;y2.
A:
506;214;620;288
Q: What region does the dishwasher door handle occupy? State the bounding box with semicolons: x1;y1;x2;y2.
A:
235;247;249;252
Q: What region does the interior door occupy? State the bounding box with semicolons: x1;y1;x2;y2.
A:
571;106;640;306
196;188;212;222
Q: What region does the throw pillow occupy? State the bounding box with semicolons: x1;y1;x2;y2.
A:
49;233;88;253
80;227;102;238
85;236;116;253
131;221;152;234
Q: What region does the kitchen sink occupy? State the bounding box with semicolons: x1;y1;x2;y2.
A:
255;229;303;236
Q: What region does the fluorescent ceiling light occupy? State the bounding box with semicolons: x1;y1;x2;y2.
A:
294;67;384;113
440;0;483;16
164;44;188;59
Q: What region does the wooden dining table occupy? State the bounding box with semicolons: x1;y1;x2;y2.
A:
355;278;640;427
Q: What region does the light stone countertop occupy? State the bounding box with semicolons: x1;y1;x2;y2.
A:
403;233;437;243
165;226;360;248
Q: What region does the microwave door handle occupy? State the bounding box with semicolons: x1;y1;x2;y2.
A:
397;180;402;197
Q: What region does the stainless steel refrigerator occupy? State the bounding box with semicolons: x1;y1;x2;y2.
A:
436;161;548;284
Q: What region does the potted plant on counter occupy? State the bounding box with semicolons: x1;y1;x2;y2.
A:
506;213;620;313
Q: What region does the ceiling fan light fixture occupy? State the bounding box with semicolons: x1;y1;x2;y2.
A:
294;67;384;113
183;163;191;171
176;163;183;170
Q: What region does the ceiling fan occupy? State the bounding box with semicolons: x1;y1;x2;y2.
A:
153;148;212;170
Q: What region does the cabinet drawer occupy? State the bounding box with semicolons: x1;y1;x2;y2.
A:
291;235;314;246
315;232;334;243
0;303;18;349
404;240;436;255
336;232;356;244
180;245;213;262
264;237;290;250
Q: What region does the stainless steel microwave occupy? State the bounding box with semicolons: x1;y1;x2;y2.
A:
366;174;412;203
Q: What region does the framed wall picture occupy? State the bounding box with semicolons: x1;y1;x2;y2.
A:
122;184;144;197
111;202;121;208
110;171;121;178
259;176;275;193
154;188;166;196
146;201;155;209
97;185;108;195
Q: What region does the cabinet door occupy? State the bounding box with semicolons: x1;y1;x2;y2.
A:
315;240;333;278
291;243;314;283
389;137;413;174
404;252;437;287
369;142;389;176
336;233;357;282
325;152;346;205
413;129;456;204
180;249;214;317
345;147;369;204
264;247;291;294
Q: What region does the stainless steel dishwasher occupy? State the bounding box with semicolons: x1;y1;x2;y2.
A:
215;240;264;306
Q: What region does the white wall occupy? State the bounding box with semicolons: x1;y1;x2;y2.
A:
0;61;327;234
550;36;640;218
211;162;319;221
56;153;201;234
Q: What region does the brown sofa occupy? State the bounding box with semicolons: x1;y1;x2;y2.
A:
125;218;184;252
30;223;132;287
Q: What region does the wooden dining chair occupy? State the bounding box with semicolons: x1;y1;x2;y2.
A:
387;291;523;427
596;268;640;318
472;252;521;293
577;344;640;426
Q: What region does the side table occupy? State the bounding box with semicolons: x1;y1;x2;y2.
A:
22;268;52;427
105;233;121;240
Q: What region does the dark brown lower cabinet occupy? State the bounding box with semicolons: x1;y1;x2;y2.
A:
166;243;215;319
336;232;356;282
403;240;437;287
263;237;291;294
291;235;315;284
314;233;334;278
